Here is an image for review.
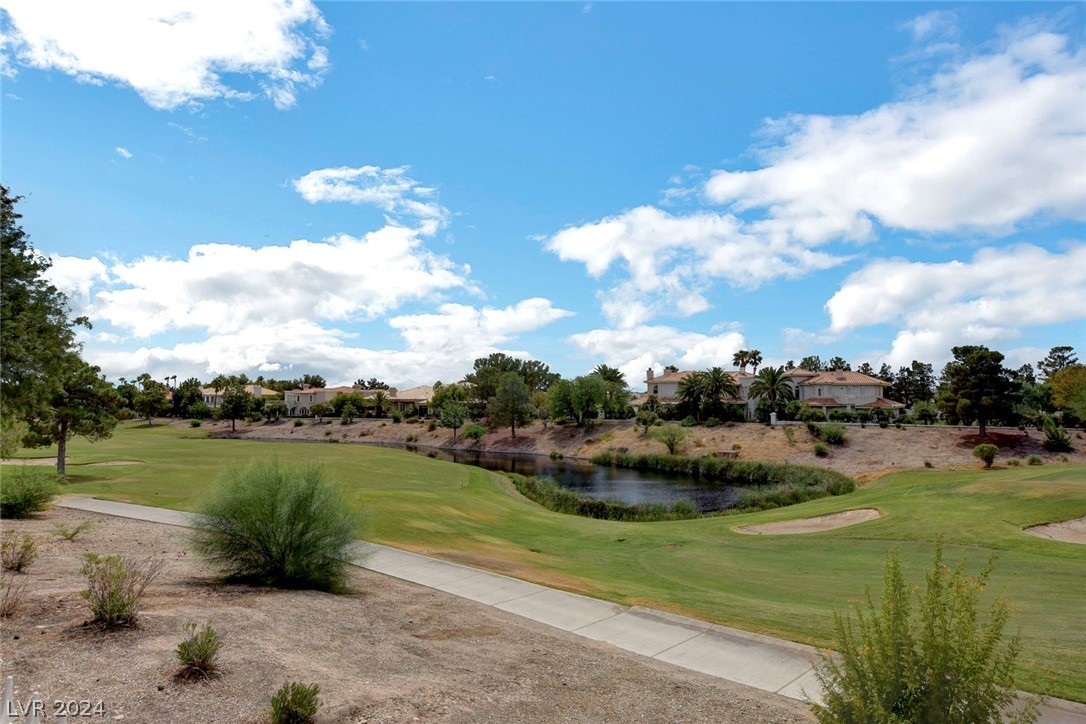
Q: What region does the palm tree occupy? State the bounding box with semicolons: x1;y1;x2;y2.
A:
592;364;625;385
731;350;750;372
677;372;707;420
747;350;763;374
371;390;389;418
702;367;741;419
748;366;795;416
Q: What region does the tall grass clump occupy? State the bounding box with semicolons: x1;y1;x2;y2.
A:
191;461;361;591
0;468;59;518
1042;417;1073;453
513;476;700;522
175;621;223;680
1;533;37;572
812;545;1039;723
818;423;847;445
80;553;164;628
268;681;322;723
1;573;27;618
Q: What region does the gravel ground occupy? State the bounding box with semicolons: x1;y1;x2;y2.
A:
0;508;811;723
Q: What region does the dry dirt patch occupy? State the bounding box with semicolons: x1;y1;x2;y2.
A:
735;508;882;536
0;508;808;723
1024;515;1086;545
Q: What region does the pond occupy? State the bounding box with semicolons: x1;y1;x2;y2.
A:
400;445;752;512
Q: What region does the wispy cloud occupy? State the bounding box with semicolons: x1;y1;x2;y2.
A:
115;146;132;159
167;122;206;143
292;165;450;233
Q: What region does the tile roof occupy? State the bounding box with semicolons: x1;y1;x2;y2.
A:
856;397;906;409
798;370;889;386
802;397;841;406
645;370;694;384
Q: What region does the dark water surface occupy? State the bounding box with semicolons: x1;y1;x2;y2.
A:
399;445;751;512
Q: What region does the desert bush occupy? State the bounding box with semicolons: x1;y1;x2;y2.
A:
652;424;689;455
189;419;202;427
1042;417;1073;453
819;423;848;445
405;433;418;443
0;573;27;618
812;546;1039;724
191;461;360;591
973;443;999;468
1007;458;1021;467
0;468;59;519
549;450;564;460
405;416;419;424
175;621;223;680
80;553;164;628
813;443;829;457
52;520;95;541
1027;455;1044;466
705;417;721;428
1;533;37;572
427;420;437;432
879;420;889;429
293;419;303;428
680;416;697;427
924;460;934;468
268;681;321;724
463;423;487;441
390;411;403;423
782;426;796;444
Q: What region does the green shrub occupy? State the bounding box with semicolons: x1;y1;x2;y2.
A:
812;546;1039;723
972;443;999;468
924;460;934;468
879;420;889;429
175;621;223;680
680;416;697;427
191;461;361;591
405;416;419;424
1007;458;1021;467
1;533;37;572
705;417;721;428
189;419;202;428
0;468;59;519
51;520;95;541
813;443;829;457
268;681;321;724
782;426;796;444
390;411;403;423
463;423;487;441
405;433;418;443
651;424;689;455
1027;455;1044;466
549;450;564;460
80;553;164;628
427;420;437;432
819;423;847;445
293;419;303;428
1042;417;1073;452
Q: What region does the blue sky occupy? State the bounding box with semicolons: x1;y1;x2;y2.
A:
2;1;1083;389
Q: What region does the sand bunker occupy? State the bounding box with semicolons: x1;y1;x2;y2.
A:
736;508;882;535
1025;516;1086;545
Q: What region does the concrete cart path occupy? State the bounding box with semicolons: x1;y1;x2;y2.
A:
55;495;1086;722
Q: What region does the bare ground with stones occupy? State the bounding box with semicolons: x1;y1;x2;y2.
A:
0;508;810;723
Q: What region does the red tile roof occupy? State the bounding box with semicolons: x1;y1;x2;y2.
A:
856;397;906;409
799;370;888;386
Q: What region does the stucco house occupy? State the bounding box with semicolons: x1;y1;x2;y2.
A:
637;366;903;419
200;384;279;409
284;384;434;417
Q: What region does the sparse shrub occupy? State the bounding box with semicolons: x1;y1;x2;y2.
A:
189;419;202;428
819;423;847;446
175;621;223;680
390;411;403;423
1007;458;1021;467
879;420;889;429
52;520;95;541
340;412;350;425
724;420;736;428
549;450;564;460
812;546;1039;724
80;553;164;628
191;461;360;591
924;460;933;468
1;533;37;572
427;420;437;432
1042;417;1073;453
1061;454;1070;463
782;426;796;444
268;681;322;724
0;468;59;519
973;443;999;468
813;443;829;457
1;573;27;617
680;416;697;427
405;433;418;443
705;417;721;428
405;416;419;424
1027;455;1044;466
652;424;689;455
323;429;332;436
731;443;741;451
463;423;487;441
293;419;303;428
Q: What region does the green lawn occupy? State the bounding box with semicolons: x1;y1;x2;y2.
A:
7;421;1086;701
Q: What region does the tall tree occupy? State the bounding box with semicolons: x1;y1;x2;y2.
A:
827;356;851;371
890;361;936;407
700;367;740;419
1038;346;1078;381
520;359;560;392
21;355;120;475
464;353;524;414
1;185;88;426
219;383;252;432
856;362;875;376
747;350;763;374
438;402;470;438
731;350;751;372
171;377;204;417
592;365;630;419
371;390;389;418
748;366;796;416
488;372;532;437
355;377;389;390
677;372;707;420
937;346;1019;438
799;355;824;372
134;374;171;425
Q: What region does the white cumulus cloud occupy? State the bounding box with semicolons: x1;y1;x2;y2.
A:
705;27;1086;242
1;0;331;109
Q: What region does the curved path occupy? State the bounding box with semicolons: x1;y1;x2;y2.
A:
54;495;1086;722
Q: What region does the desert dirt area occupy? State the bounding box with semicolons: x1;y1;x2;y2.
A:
218;417;1086;481
0;508;810;723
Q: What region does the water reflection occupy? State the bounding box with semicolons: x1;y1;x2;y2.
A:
401;445;750;512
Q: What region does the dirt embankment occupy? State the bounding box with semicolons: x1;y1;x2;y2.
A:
208;418;1086;479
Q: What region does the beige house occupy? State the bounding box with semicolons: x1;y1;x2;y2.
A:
637;366;903;419
200;384;279;408
284;384;434;417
